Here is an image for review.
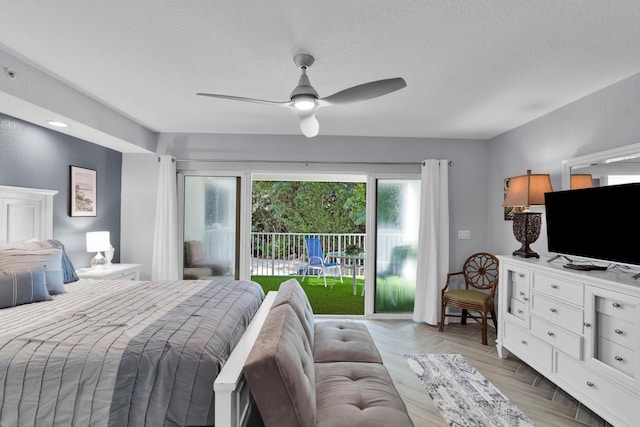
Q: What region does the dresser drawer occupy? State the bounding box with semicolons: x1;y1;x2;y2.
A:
503;321;552;372
510;269;529;302
531;293;583;333
509;268;529;285
533;273;584;306
597;336;635;378
510;298;527;321
596;296;639;324
556;351;638;427
531;316;582;360
597;313;635;349
115;271;138;280
513;281;530;303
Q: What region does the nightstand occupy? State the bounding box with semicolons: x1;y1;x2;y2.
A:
76;263;141;280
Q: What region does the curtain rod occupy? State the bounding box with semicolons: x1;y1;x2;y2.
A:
171;158;452;166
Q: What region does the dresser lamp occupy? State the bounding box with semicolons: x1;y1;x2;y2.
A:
570;174;594;189
502;170;553;258
86;231;111;267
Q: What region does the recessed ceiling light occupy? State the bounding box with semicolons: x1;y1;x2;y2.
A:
47;120;69;128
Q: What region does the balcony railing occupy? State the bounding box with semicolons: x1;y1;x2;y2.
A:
199;230;407;277
251;232;365;276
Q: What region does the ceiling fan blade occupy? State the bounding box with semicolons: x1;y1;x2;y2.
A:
320;77;407;106
299;111;319;138
196;93;290;107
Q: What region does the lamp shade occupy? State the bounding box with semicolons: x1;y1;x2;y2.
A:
86;231;110;252
570;174;594;189
502;169;553;208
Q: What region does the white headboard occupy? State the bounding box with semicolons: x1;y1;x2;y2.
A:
0;185;58;244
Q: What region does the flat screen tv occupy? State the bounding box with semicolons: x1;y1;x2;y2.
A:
544;182;640;268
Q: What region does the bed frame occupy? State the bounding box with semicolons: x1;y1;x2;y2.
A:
214;291;276;426
0;185;57;244
0;184;272;427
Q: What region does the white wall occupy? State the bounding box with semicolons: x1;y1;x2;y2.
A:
487;71;640;257
123;134;492;274
120;154;159;280
121;71;640;278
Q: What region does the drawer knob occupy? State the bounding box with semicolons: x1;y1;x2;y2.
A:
612;302;621;308
615;329;623;335
523;297;529;302
547;331;555;336
550;308;557;313
551;284;559;289
584;322;591;328
517;309;523;314
521;340;527;345
519;291;525;297
586;381;594;388
518;273;525;278
615;355;624;362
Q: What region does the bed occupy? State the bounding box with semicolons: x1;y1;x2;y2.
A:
0;185;270;426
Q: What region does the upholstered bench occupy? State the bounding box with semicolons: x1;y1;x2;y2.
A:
272;279;383;364
244;279;413;427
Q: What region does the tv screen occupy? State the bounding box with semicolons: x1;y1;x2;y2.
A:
544;183;640;267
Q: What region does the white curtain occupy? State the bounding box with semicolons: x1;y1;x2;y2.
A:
152;155;179;280
413;159;450;325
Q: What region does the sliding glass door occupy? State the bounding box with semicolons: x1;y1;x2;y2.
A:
183;176;240;279
374;178;421;313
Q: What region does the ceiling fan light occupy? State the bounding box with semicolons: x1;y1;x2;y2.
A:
293;95;316;111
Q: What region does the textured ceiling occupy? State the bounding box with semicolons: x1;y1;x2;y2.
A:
2;0;640;141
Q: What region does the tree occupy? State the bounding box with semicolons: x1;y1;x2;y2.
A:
252;181;366;233
376;183;402;228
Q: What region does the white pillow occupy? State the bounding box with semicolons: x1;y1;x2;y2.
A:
0;248;65;295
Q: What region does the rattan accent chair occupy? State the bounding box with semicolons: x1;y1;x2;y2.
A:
439;252;499;345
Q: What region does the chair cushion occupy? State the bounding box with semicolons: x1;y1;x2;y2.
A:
316;362;414;427
182;267;212;280
314;320;383;363
184;240;205;265
244;304;316;427
444;289;493;306
273;278;315;347
184;241;233;276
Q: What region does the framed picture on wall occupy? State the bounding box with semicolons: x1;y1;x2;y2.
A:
70;166;97;217
503;177;522;220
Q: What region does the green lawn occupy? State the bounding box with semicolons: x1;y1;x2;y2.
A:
251;275;365;315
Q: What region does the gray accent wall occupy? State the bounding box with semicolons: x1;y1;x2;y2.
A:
487;71;640;257
0;112;122;268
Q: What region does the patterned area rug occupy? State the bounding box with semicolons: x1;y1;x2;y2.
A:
405;353;535;427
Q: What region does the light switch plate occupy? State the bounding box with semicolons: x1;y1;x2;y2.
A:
458;230;471;240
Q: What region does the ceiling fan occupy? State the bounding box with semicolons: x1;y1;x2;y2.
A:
196;54;407;138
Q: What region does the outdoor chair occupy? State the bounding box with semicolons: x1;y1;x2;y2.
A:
183;240;232;279
377;245;412;305
439;252;499;345
301;237;343;288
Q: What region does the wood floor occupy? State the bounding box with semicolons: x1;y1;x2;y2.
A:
358;319;612;427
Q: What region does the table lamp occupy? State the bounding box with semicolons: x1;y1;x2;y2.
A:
570;174;594;189
502;170;553;258
86;231;111;267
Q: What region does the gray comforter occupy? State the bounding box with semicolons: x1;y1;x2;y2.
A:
0;278;265;427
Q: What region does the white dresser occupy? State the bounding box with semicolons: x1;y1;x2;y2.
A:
497;256;640;427
76;263;141;280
